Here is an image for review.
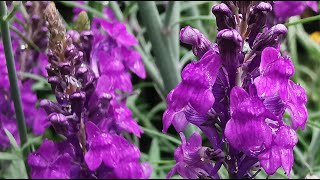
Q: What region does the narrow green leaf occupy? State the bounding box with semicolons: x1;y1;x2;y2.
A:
286;14;320;27
180;1;210;11
4;128;20;152
170;15;215;29
149;138;160;178
3;1;21;22
21;136;43;151
0;152;19;160
2;159;28;179
141;127;180;145
59;1;107;19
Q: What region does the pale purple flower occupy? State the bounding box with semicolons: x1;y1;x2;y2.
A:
274;1;318;21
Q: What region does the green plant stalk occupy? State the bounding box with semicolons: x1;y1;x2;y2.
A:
137;1;180;94
170;15;215;29
3;1;21;22
141;127;181;145
0;0;29;160
59;1;106;19
285;14;320;27
188;5;208;37
109;1;124;21
9;24;41;52
164;1;180;62
287;18;300;80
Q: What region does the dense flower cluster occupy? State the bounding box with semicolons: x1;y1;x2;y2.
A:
27;3;150;178
163;1;308;178
0;1;49;149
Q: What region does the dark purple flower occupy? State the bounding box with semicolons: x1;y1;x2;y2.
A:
162;49;221;133
84;122;150;178
28;139;75;179
225;86;274;156
167;132;223;179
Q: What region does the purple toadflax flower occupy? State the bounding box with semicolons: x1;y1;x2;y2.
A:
28;3;150;179
163;1;307;179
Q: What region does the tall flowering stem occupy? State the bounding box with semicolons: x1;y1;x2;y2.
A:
0;1;29;156
163;1;308;179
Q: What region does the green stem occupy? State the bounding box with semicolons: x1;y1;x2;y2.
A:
59;1;107;19
10;25;41;52
141;127;181;145
137;1;180;94
17;71;49;85
0;0;29;164
170;15;214;29
188;5;208;37
109;1;124;21
180;1;210;11
285;14;320;27
164;1;180;62
3;1;21;22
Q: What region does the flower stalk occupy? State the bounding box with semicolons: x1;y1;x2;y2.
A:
0;1;29;158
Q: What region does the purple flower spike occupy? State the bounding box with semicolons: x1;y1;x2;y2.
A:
274;1;318;21
180;26;217;59
162;50;221;133
165;1;308;178
225;86;273;156
28;139;74;179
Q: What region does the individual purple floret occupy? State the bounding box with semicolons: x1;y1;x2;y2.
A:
28;3;150;179
167;132;223;179
163;1;307;179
